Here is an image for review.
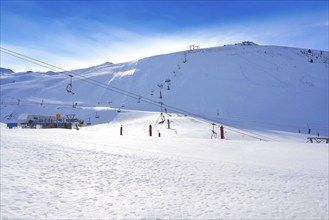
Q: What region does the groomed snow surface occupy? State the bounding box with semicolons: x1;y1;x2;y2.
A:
1;112;328;219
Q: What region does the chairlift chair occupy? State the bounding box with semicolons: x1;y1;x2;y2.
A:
211;123;217;139
66;75;75;95
165;79;171;90
158;112;166;124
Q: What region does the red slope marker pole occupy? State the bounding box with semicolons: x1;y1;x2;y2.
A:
220;125;224;139
149;125;152;137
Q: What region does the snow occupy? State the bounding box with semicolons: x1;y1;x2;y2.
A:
1;119;328;219
0;122;7;129
1;44;328;135
1;43;328;218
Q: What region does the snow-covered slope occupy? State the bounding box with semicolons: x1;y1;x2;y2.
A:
0;67;14;74
1;43;328;136
1;123;328;219
1;43;328;219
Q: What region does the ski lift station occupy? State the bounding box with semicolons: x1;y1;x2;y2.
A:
16;114;68;129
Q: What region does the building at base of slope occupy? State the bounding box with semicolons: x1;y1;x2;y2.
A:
16;114;72;129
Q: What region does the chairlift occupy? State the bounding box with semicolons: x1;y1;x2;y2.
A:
95;112;100;118
158;83;164;99
66;114;76;123
165;78;171;90
183;52;187;63
158;112;166;124
98;101;112;105
137;96;141;103
66;75;75;95
211;123;217;139
72;102;78;108
66;83;73;94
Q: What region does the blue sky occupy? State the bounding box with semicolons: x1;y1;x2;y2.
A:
1;0;328;72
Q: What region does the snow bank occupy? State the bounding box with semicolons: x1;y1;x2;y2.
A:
0;122;7;128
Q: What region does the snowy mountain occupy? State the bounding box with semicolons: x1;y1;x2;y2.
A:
0;67;14;74
1;43;328;219
1;42;328;135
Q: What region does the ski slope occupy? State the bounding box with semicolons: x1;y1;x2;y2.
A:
1;43;329;219
1;43;328;135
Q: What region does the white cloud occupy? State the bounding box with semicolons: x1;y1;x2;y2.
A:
1;12;328;73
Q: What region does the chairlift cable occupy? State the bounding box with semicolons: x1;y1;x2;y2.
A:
1;47;140;100
0;47;282;141
1;47;182;112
